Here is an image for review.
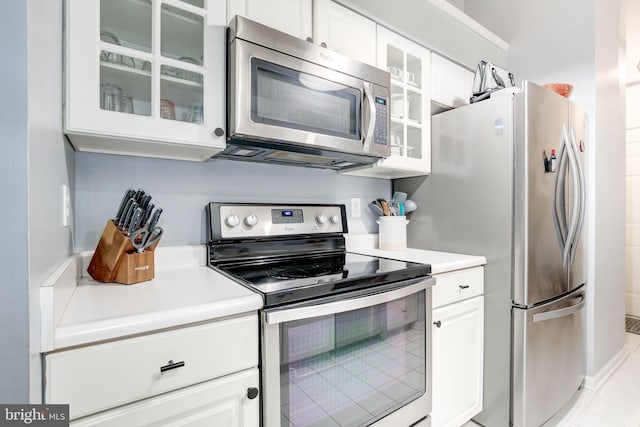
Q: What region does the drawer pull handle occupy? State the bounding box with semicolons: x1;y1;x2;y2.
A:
160;360;185;373
247;387;259;400
434;320;442;328
459;285;470;290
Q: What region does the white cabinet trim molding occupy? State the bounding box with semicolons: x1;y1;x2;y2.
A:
428;0;509;51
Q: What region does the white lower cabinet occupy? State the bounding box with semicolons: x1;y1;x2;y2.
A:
45;314;259;426
432;269;484;427
71;368;259;427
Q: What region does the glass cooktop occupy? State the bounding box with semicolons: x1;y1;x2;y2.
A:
215;252;431;307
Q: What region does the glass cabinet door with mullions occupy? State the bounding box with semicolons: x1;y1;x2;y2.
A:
65;0;227;161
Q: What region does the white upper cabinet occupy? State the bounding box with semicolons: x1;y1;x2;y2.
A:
227;0;312;40
64;0;227;161
344;26;431;179
431;52;474;111
312;0;377;66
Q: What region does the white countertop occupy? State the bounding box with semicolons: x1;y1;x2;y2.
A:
41;239;484;352
40;246;263;351
345;234;486;274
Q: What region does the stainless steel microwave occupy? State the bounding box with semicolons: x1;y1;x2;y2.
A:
217;16;391;171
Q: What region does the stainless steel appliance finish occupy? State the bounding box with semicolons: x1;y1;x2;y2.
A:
395;82;587;427
219;16;390;170
207;203;434;426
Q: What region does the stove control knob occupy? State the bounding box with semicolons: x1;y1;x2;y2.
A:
225;214;240;227
329;214;340;225
316;214;328;225
244;214;258;227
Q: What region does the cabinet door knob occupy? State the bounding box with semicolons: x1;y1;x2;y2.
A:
305;37;313;43
434;320;442;328
459;284;470;290
213;127;225;137
247;387;259;400
320;42;328;48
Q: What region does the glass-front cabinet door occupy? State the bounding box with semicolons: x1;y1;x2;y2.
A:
65;0;227;161
343;26;431;179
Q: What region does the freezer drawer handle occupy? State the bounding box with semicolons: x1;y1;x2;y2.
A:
532;296;585;323
160;360;185;373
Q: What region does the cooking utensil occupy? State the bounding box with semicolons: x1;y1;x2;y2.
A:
130;226;164;253
404;199;418;213
369;202;384;216
128;207;144;234
115;188;136;221
147;208;163;232
377;199;391;216
139;194;152;211
392;191;408;203
117;198;135;229
121;201;138;231
141;203;155;226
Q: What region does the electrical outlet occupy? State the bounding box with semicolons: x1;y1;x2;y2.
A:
62;184;71;227
350;198;361;218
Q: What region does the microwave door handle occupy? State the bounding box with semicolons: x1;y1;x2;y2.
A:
362;82;377;151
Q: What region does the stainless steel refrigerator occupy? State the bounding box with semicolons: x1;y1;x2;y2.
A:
395;81;587;427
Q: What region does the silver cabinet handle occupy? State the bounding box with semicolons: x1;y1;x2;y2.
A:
434;320;442;328
459;284;470;290
320;42;327;48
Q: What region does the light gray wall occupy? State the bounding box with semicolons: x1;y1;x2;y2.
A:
27;0;75;402
466;0;627;378
75;153;389;250
338;0;507;69
0;0;30;403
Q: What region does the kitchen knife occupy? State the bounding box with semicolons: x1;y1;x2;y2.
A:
128;207;144;235
121;201;138;231
147;208;163;232
139;194;152;211
133;188;145;202
114;188;135;221
141;203;154;226
117;198;135;229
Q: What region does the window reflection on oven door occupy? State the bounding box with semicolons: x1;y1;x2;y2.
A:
262;278;434;427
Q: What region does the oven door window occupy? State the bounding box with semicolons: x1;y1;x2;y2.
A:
279;291;426;426
251;58;361;140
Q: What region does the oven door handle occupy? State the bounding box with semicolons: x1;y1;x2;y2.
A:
264;277;434;325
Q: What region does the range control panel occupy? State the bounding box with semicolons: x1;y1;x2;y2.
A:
208;203;347;239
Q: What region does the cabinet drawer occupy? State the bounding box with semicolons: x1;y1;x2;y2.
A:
46;314;258;420
433;267;484;309
71;368;259;427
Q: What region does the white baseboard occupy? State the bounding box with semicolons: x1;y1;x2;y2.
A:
583;344;630;392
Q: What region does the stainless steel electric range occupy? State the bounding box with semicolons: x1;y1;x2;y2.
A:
207;203;435;427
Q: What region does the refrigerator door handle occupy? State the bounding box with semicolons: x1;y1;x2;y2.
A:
561;126;580;267
552;130;569;258
568;127;586;265
532;294;585;323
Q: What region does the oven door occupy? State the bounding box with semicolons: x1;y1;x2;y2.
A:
229;38;390;158
262;277;434;427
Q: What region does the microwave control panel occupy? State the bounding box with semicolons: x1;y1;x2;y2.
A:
374;96;389;146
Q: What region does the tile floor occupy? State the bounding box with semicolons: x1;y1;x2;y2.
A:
463;333;640;427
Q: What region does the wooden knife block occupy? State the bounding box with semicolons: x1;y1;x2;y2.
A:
87;220;159;285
